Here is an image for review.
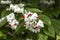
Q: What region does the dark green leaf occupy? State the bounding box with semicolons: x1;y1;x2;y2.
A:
26;8;42;14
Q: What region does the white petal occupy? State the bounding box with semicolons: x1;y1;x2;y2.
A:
6;13;15;22
24;14;28;18
20;8;24;13
24;18;28;22
37;29;40;32
19;4;25;7
10;4;15;10
29;27;33;30
37;20;44;27
32;13;38;17
11;25;17;29
31;29;35;33
28;12;33;15
34;29;38;33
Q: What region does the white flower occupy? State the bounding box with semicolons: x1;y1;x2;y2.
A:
20;8;24;13
10;4;15;10
24;18;28;22
11;24;17;29
27;12;33;16
7;19;19;29
22;14;28;19
33;13;38;18
23;12;44;33
6;4;24;13
34;28;40;33
14;7;20;13
6;13;19;29
37;20;44;27
6;13;15;22
29;13;38;20
13;5;24;13
24;22;30;29
10;19;19;29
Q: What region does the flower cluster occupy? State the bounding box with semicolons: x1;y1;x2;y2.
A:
6;13;19;29
6;4;25;13
22;12;44;33
1;3;44;33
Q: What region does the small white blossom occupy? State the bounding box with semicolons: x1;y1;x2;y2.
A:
6;13;19;29
6;13;15;22
8;4;24;13
10;4;15;10
37;20;44;27
31;13;38;20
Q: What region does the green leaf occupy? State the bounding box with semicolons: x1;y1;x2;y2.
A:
0;31;6;39
15;19;26;34
39;15;51;26
26;8;42;14
1;9;12;17
43;7;60;18
0;31;3;37
51;19;60;35
0;18;7;27
56;35;60;40
52;8;60;17
43;26;55;38
38;33;48;40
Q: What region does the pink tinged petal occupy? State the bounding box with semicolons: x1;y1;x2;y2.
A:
14;23;17;25
22;14;28;19
28;13;32;16
22;14;25;19
28;12;33;16
24;22;26;26
34;25;39;29
36;16;39;18
7;22;11;27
